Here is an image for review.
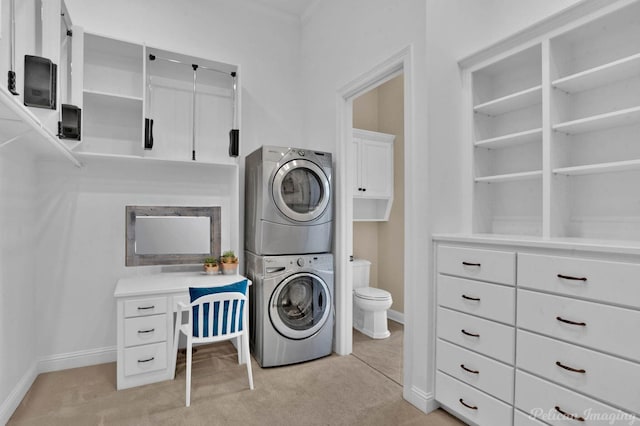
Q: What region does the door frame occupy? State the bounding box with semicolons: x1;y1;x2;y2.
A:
334;45;414;392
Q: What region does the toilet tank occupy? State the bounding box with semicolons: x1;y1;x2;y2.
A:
352;259;371;289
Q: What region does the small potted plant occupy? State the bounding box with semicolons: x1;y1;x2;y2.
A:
220;250;239;275
203;257;219;275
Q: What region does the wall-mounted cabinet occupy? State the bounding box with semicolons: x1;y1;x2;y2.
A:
464;0;640;243
352;128;395;221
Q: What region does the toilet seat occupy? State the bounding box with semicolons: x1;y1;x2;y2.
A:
355;287;391;301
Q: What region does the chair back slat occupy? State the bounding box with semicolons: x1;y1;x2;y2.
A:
190;292;246;340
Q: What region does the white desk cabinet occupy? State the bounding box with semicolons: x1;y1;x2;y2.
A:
114;272;250;390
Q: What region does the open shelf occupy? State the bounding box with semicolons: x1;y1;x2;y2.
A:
473;85;542;116
475;170;542;183
553;159;640;176
76;151;238;168
83;89;143;103
553;106;640;135
475;128;542;149
552;52;640;93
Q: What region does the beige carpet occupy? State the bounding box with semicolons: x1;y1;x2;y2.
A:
9;341;463;426
352;320;403;385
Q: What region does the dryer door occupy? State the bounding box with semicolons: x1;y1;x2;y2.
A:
272;159;330;222
269;272;331;340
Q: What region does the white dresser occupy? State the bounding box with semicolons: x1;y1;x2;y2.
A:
114;272;250;390
434;236;640;426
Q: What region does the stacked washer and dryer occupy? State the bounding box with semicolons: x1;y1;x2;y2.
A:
244;146;334;367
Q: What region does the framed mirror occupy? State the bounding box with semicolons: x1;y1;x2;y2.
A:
126;206;221;266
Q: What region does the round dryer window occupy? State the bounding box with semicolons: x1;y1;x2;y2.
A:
269;273;331;340
272;159;330;222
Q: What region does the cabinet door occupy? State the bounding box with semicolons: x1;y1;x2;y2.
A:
359;139;393;198
352;137;363;195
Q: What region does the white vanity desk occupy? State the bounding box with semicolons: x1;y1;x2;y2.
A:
114;272;251;390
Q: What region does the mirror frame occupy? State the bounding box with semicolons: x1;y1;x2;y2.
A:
125;206;221;266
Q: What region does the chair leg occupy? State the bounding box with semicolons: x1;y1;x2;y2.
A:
172;313;181;378
243;331;254;390
236;336;243;364
186;336;192;407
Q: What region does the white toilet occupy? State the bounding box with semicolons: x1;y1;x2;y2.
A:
352;259;393;339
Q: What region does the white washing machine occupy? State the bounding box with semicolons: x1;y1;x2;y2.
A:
245;251;334;367
244;146;333;255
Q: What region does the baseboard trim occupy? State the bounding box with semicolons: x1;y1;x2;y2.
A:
0;362;37;425
388;309;404;324
404;386;436;413
38;346;117;373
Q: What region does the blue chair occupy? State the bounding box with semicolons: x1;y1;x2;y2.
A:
173;281;254;407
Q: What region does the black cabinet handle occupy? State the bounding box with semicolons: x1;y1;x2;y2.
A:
460;364;479;374
137;328;155;334
461;329;480;338
462;261;481;267
557;273;587;281
138;357;155;363
556;361;586;373
137;305;155;310
556;316;586;326
144;118;154;150
555;406;585;422
461;294;480;301
459;398;478;410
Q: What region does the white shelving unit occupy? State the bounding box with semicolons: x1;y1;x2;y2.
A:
464;0;640;242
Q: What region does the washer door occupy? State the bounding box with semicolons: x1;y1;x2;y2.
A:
272;159;330;222
269;272;331;340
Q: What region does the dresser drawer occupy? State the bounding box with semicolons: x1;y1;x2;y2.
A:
124;297;168;318
124;314;167;347
518;253;640;309
437;245;516;285
438;275;515;324
436;371;513;426
124;342;168;377
515;370;636;426
517;330;640;414
437;339;514;403
438;307;515;364
514;410;547;426
518;289;640;360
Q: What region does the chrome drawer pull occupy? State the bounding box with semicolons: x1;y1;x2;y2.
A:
556;361;586;374
461;329;480;338
460;364;479;374
459;398;478;410
138;357;155;363
555;406;585;422
462;261;481;267
137;328;155;334
557;274;587;282
137;305;155;310
556;316;586;327
461;294;480;301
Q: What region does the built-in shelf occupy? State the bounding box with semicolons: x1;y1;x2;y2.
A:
475;170;542;183
83;89;143;103
552;52;640;93
553;159;640;176
0;86;81;167
475;128;542;149
75;151;238;168
473;85;542;116
553;106;640;134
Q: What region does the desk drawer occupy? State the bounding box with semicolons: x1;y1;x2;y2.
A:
438;275;515;324
436;371;513;426
438;307;515;364
515;370;636;426
124;314;167;347
518;289;640;360
518;253;640;309
124;297;167;318
124;342;168;377
517;330;640;414
437;339;514;403
437;245;515;285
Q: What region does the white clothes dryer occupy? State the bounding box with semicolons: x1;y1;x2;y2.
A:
245;251;334;367
245;146;333;255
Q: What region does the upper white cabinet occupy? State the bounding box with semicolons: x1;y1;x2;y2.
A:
463;0;640;243
352;128;395;221
68;27;239;166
